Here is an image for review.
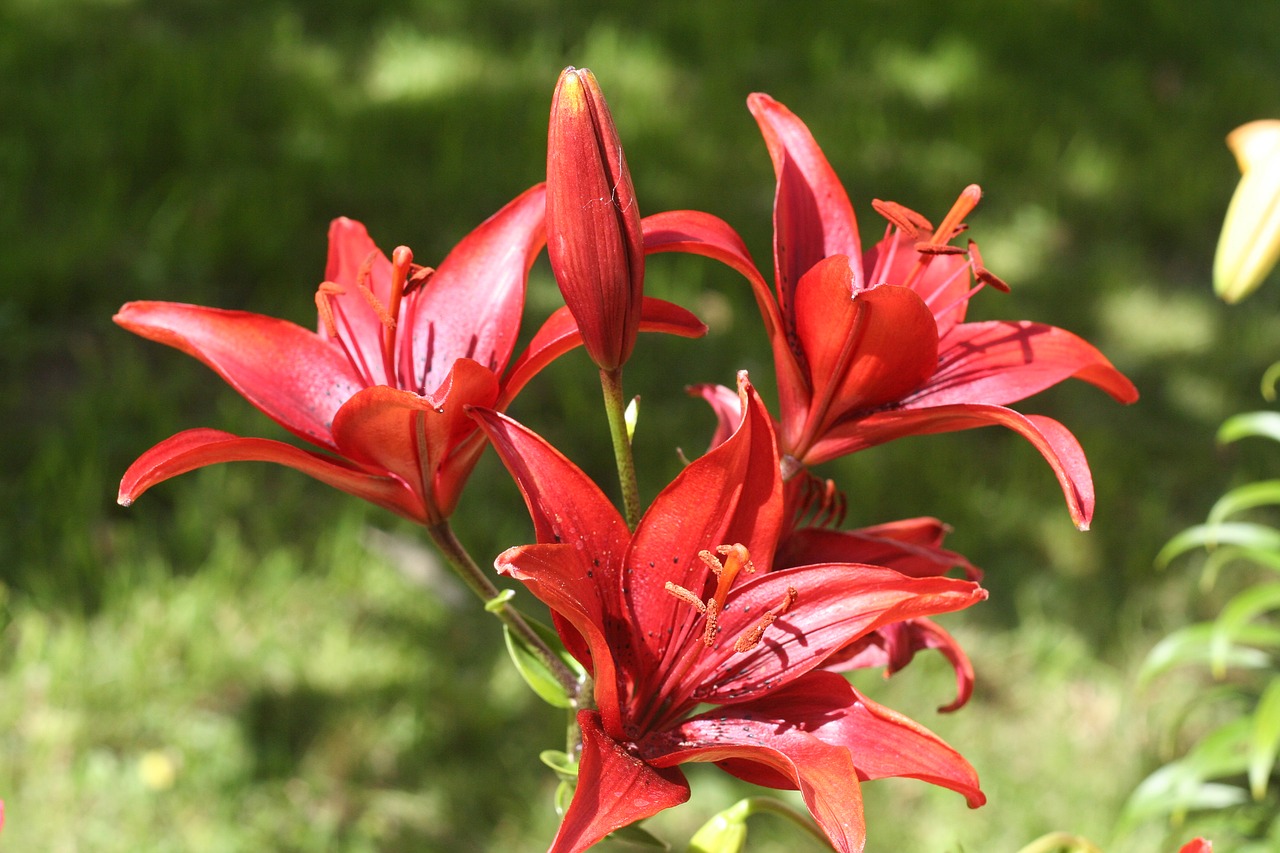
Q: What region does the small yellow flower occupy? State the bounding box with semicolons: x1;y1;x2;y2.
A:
1214;120;1280;303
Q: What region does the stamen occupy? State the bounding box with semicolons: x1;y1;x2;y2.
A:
872;199;933;238
404;264;435;295
732;587;798;653
315;282;345;338
968;239;1010;292
664;581;707;613
359;280;396;330
914;242;967;256
900;185;984;291
702;598;720;646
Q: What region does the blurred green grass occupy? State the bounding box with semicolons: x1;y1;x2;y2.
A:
4;0;1280;848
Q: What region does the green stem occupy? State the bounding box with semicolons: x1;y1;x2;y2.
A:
600;367;641;528
426;520;581;698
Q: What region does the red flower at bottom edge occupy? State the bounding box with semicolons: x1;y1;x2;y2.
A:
473;373;987;853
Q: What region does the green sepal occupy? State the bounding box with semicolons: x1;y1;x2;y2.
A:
502;617;585;709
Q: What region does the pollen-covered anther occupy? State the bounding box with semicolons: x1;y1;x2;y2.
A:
872;198;933;238
404;264;435;294
914;242;967;256
732;586;798;653
968;239;1010;292
664;581;706;613
702;598;720;646
315;282;346;338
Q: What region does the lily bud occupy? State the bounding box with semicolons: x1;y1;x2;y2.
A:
546;67;645;371
1214;120;1280;303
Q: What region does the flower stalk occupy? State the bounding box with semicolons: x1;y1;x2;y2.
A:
599;367;641;528
425;520;582;701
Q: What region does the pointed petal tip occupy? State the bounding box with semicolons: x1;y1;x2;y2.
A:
117;494;134;507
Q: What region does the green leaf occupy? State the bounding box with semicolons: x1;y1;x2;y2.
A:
502;618;585;709
1157;522;1280;568
1201;545;1280;590
1214;583;1280;675
1219;411;1280;445
1262;361;1280;401
1138;622;1275;686
1249;676;1280;799
1209;480;1280;524
1120;761;1249;832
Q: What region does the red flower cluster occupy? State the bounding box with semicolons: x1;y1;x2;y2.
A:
115;67;1137;853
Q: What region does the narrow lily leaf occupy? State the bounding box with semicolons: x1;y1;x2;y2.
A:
1183;717;1253;779
1156;522;1280;568
1121;740;1251;832
1248;676;1280;799
1213;583;1280;675
1200;545;1280;590
502;617;585;710
1218;411;1280;445
1138;622;1276;687
1208;480;1280;524
1262;360;1280;401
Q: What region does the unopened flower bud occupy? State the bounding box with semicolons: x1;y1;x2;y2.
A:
546;67;645;370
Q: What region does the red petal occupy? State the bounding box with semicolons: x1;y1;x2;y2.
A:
626;377;785;695
811;406;1098;530
118;427;424;521
696;671;984;808
642;209;810;447
330;360;498;521
686;382;743;451
777;523;981;580
748;93;863;309
500;297;706;407
678;563;985;707
642;703;867;852
546;68;644;371
494;543;627;737
788;270;937;453
323;217;395;383
1178;840;1212;853
863;232;972;336
408;184;546;395
549;711;689;853
114;302;361;448
825;617;977;712
473;406;630;694
920;321;1140;407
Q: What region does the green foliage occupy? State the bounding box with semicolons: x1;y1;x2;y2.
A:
1125;394;1280;846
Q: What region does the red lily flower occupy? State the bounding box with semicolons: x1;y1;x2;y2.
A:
675;95;1138;529
473;374;986;853
116;184;706;524
688;385;983;711
546;67;646;372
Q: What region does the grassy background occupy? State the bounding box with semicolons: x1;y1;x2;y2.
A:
5;0;1280;849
